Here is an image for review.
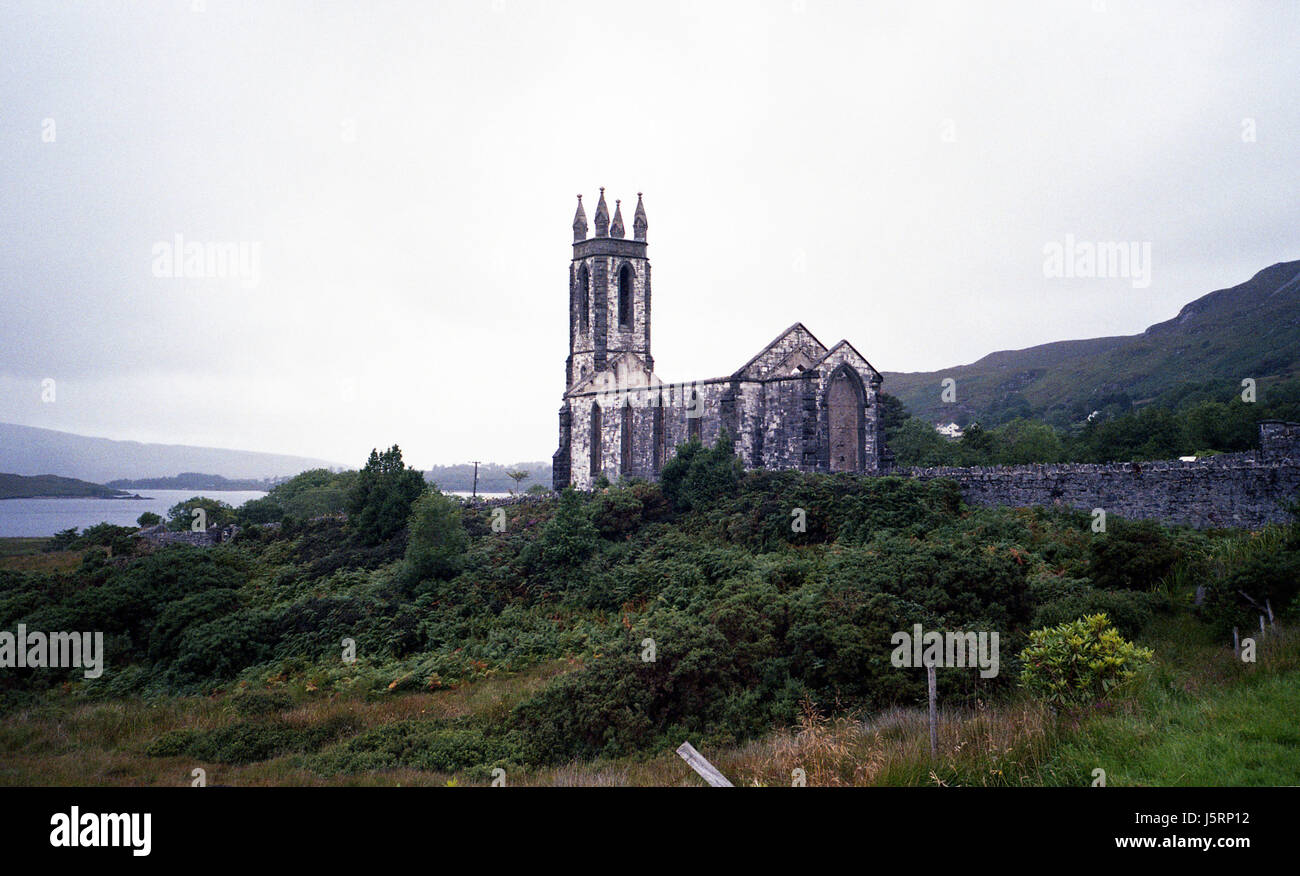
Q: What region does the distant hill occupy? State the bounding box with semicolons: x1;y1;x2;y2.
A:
0;473;134;500
883;260;1300;427
106;473;275;491
425;461;553;493
0;423;341;483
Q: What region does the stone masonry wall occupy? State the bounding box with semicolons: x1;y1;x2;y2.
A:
1260;420;1300;461
907;451;1300;529
760;373;816;470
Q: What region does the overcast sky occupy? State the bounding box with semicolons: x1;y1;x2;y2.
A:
1;0;1297;468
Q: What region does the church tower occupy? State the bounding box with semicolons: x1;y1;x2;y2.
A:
565;189;652;391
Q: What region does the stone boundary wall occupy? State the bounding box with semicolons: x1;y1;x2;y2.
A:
134;523;241;547
463;494;551;508
906;450;1300;529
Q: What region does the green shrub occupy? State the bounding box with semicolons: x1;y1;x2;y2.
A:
1031;589;1157;640
307;720;516;774
346;445;427;545
77;522;140;556
403;490;468;585
165;497;235;532
591;482;667;539
44;528;81;552
231;690;295;717
659;433;743;512
145;729;198;757
170;609;279;684
1018;613;1154;706
526;488;598;585
146;715;357;764
235;496;283;526
1201;546;1300;636
1087;519;1183;591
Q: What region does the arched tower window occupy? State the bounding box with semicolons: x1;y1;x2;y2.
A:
578;265;590;335
617;264;633;330
589;402;602;477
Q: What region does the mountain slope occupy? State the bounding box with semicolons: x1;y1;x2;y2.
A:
0;423;341;483
883;260;1300;426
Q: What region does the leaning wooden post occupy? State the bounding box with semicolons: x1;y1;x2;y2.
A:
926;660;938;758
1266;599;1275;629
1233;627;1240;658
1260;615;1267;637
676;742;734;787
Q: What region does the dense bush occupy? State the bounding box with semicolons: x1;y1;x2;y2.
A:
165;497;235;532
1087;520;1183;591
402;490;468;586
1030;588;1157;640
306;720;516;775
146;714;358;763
234;495;283;526
44;528;81;552
40;523;139;556
1200;525;1300;635
590;481;669;538
235;468;361;526
659;432;744;512
523;488;599;593
346;445;428;545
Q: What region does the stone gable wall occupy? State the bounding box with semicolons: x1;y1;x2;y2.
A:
737;326;826;380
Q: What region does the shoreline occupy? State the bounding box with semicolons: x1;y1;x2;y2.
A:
0;493;147;501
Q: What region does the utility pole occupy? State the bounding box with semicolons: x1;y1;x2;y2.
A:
470;461;481;499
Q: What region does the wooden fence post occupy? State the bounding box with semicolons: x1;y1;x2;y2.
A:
676;742;734;787
926;661;938;758
1233;627;1240;658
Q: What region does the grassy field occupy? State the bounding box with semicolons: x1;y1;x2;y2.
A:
1;609;1294;787
0;537;85;573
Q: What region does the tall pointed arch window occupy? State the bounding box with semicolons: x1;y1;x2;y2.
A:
621;402;634;475
827;367;865;473
617;264;633;330
589;402;602;477
578;265;590;335
652;403;665;472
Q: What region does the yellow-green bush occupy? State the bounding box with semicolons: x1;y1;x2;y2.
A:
1018;613;1153;706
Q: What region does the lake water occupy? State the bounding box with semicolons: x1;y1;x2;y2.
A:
0;490;268;537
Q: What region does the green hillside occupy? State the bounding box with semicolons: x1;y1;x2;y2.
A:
884;261;1300;427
